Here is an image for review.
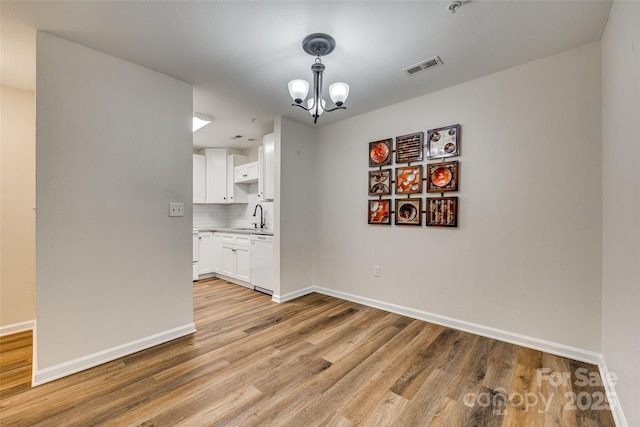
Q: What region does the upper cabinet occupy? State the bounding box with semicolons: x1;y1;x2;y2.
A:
195;148;248;204
194;134;274;204
193;153;206;203
227;154;248;204
260;133;275;201
234;161;258;184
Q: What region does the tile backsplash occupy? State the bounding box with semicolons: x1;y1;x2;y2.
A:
194;183;274;230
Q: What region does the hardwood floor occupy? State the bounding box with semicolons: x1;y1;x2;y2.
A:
0;278;615;426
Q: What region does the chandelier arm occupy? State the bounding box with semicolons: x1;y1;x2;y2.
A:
291;103;312;112
323;106;347;113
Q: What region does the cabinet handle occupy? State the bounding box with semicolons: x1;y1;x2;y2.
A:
243;174;247;177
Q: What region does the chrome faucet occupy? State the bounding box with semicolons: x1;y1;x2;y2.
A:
252;204;265;229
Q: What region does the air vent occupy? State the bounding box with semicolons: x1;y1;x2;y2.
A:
403;56;444;76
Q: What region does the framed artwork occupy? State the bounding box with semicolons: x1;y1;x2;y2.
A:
368;199;391;225
395;166;423;194
426;197;458;227
427;124;460;160
368;169;392;196
395;132;424;163
369;138;393;167
427;161;459;193
395;198;422;226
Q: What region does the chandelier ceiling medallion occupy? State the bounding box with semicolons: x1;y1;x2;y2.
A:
288;33;350;124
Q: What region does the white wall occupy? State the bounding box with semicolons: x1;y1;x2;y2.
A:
315;42;603;351
601;1;640;425
0;86;36;330
274;117;316;298
35;32;194;375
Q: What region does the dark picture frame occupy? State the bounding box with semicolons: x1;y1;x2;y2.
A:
395;198;422;226
395;132;424;163
427;124;460;160
427;161;459;193
426;197;458;227
369;138;393;167
395;165;423;194
368;169;392;196
368;199;391;225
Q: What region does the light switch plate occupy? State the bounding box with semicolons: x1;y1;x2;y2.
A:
169;203;184;217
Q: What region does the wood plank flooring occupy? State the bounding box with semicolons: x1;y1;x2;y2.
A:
0;278;615;426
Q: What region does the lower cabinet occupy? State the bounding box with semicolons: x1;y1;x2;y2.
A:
214;232;251;285
198;231;215;275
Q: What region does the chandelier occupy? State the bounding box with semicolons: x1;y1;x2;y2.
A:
288;33;350;124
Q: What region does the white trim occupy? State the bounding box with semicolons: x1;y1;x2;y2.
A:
272;286;314;303
32;323;196;386
597;356;628;427
0;320;35;337
313;286;603;364
212;273;253;290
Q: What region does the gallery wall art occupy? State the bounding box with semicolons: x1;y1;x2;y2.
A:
367;124;461;227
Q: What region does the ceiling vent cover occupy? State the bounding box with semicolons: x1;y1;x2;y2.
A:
403;56;443;76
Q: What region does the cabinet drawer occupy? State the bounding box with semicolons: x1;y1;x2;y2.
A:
215;232;250;246
219;233;236;244
235;235;250;246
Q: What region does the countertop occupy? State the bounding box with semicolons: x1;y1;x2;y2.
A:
194;227;274;236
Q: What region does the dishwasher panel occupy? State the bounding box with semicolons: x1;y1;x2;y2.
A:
250;234;274;294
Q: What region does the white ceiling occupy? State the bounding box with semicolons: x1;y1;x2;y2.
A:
1;1;612;149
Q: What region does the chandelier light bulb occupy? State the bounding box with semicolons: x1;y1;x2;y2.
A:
307;98;326;117
329;82;350;106
288;79;309;104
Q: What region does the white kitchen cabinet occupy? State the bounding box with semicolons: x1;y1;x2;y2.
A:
234;161;258;184
212;233;223;273
235;246;251;282
227;154;249;204
198;231;215;275
258;146;265;200
193;154;206;203
260;133;275;201
214;232;251;287
198;148;247;204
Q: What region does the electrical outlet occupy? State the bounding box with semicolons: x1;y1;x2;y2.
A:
373;265;380;277
169;203;184;217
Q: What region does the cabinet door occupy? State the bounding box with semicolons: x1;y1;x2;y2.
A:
235;246;251;282
202;148;227;203
245;162;258;181
221;245;236;277
234;164;248;183
193;154;206;203
234;162;258;183
198;232;215;275
258;146;264;200
262;133;275;201
212;233;223;273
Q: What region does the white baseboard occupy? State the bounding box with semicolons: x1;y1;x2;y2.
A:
598;357;629;427
272;286;315;303
0;320;35;337
212;273;253;290
314;286;602;364
32;323;196;386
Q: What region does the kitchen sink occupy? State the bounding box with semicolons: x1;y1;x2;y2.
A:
232;228;272;234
